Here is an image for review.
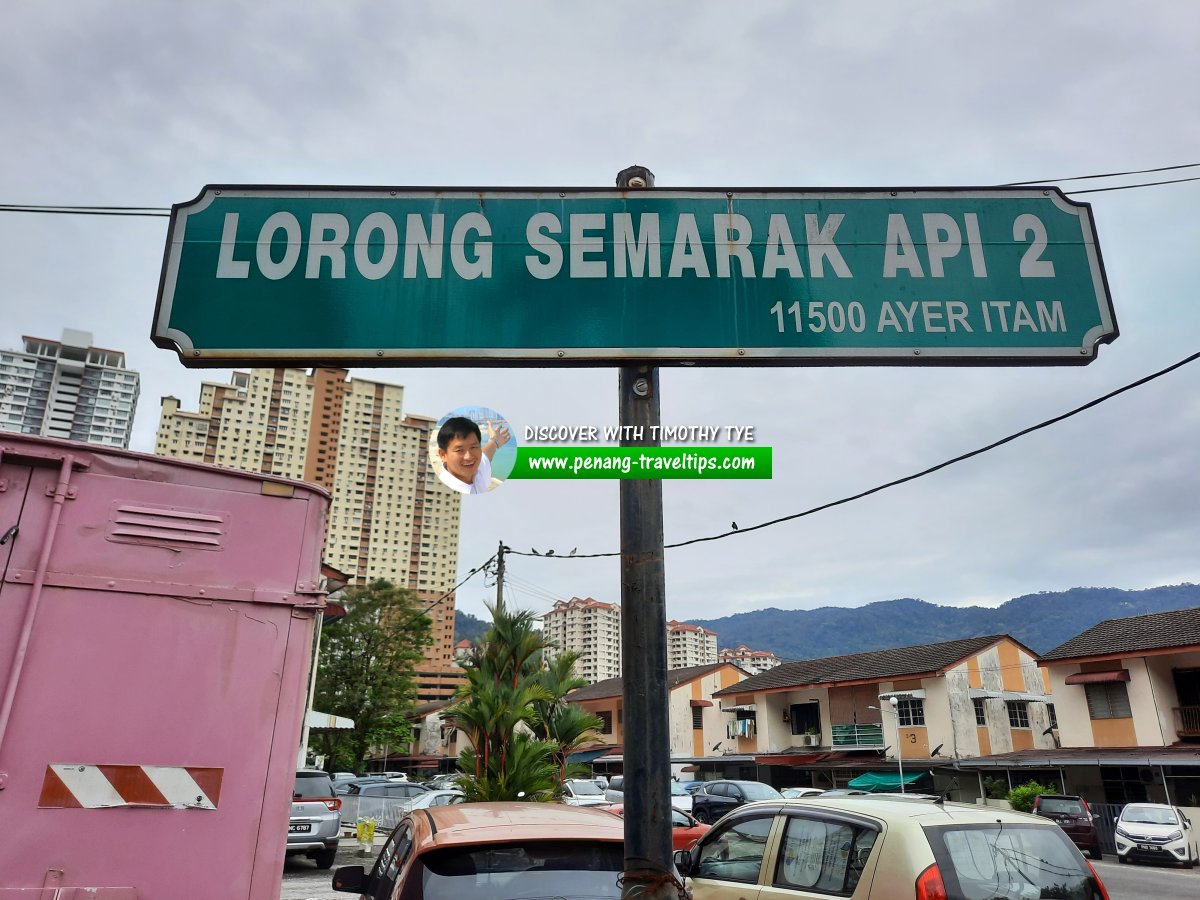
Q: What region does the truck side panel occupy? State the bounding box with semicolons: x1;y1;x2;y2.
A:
0;436;329;899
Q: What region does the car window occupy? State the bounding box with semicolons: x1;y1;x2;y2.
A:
369;822;414;900
696;814;775;884
741;782;783;801
419;840;623;900
774;814;878;895
708;783;730;798
568;780;605;796
1121;805;1178;825
927;824;1100;900
293;773;335;798
1039;798;1084;815
671;808;691;827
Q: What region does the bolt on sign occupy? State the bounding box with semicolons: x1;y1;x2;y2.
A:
152;186;1116;367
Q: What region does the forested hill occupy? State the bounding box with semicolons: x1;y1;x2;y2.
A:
686;584;1200;660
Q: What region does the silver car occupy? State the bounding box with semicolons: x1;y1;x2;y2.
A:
676;796;1109;899
288;770;341;869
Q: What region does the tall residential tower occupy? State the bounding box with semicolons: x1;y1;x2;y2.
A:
0;329;139;448
155;368;463;700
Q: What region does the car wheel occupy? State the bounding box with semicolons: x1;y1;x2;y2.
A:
313;848;337;869
693;808;710;824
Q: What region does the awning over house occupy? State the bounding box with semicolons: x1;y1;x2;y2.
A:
690;699;714;708
720;704;757;713
306;710;354;730
878;690;926;700
967;689;1050;702
1065;670;1130;685
847;770;927;792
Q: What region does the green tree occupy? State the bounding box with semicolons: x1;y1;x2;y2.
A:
1007;780;1058;813
444;602;592;801
531;651;604;786
312;579;432;773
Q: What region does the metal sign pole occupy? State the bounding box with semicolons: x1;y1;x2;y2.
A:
615;164;676;900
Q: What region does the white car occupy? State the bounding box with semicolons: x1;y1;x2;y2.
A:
670;780;694;813
561;778;612;807
1114;802;1197;867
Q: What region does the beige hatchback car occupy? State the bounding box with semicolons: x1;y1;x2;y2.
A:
675;795;1110;900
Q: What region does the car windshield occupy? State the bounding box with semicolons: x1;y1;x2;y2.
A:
741;782;783;801
671;782;689;796
1122;805;1178;825
568;780;605;796
927;824;1101;900
1039;798;1084;815
420;840;623;899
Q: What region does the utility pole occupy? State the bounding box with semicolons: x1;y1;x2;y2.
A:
616;165;679;900
494;540;506;612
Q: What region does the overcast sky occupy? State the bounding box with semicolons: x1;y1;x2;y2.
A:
4;2;1199;629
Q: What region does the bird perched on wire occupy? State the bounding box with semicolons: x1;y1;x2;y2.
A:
731;522;739;531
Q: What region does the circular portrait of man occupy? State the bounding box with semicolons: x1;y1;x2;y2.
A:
430;405;516;495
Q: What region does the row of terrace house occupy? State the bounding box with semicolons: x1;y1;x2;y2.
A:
390;606;1200;814
704;634;1056;797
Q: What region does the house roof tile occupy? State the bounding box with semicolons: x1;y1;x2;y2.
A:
1039;605;1200;661
712;634;1011;696
567;662;734;702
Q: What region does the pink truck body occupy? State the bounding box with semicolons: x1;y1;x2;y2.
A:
0;434;329;898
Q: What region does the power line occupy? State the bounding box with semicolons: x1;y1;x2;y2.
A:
1065;176;1200;195
2;162;1199;219
506;348;1200;560
0;204;169;217
1001;162;1200;185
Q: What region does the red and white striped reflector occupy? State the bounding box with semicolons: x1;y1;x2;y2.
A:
39;764;223;809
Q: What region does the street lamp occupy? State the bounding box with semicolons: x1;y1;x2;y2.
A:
869;697;905;794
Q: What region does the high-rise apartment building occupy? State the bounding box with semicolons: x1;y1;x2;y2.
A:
667;620;718;670
0;329;139;448
542;597;623;684
155;367;463;700
717;644;783;675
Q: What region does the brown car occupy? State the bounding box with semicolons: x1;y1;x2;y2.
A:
1033;794;1103;859
332;801;625;899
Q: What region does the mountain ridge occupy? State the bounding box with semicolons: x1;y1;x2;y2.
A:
684;584;1200;660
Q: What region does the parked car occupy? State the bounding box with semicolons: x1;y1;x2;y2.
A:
690;780;783;823
424;773;463;790
1114;802;1197;867
561;778;612;807
676;796;1110;900
332;802;625;899
670;780;694;812
603;774;624;803
780;787;825;799
288;770;342;869
683;781;707;795
339;780;433;830
1033;793;1103;859
606;803;710;850
402;789;465;813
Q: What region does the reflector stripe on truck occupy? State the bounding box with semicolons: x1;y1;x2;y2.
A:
38;764;223;809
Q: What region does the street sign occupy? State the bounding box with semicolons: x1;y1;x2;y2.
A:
153;186;1116;366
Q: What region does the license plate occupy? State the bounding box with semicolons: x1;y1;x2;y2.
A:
1137;843;1159;851
289;824;311;834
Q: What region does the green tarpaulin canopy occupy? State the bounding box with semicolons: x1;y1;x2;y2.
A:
847;771;927;792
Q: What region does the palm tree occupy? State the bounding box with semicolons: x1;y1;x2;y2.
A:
531;652;605;786
442;602;558;801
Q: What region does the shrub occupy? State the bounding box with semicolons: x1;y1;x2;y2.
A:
982;777;1009;800
1007;780;1058;813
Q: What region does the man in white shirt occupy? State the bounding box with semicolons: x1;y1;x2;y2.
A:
436;416;510;494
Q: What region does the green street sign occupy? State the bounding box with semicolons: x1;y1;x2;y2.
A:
153;185;1116;366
